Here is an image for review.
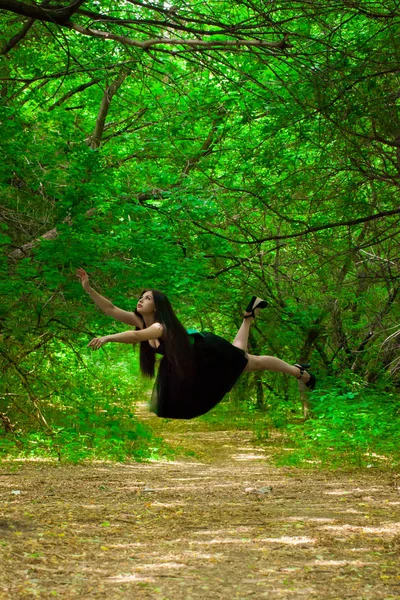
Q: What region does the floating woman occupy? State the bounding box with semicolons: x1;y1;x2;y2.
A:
76;268;316;419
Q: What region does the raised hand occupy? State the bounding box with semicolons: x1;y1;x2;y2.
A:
76;267;90;292
88;336;109;350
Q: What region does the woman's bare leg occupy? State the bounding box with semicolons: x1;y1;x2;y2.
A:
233;300;312;385
244;354;311;384
233;299;265;351
232;317;252;351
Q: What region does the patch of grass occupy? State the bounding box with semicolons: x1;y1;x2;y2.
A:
0;402;175;463
261;374;400;470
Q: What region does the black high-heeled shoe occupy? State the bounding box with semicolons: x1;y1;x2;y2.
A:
294;363;316;390
244;296;268;318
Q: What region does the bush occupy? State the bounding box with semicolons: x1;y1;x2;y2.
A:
0;339;170;462
268;373;400;469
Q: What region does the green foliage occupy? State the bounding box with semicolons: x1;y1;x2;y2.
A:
1;416;161;464
0;338;170;462
1;0;400;466
263;374;400;469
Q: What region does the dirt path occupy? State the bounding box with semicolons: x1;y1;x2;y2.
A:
0;408;399;599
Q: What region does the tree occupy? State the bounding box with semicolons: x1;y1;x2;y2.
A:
1;0;400;449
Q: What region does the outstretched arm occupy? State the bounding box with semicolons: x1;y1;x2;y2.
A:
76;267;143;328
88;323;164;351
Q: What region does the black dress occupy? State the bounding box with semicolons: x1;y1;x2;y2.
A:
149;332;248;419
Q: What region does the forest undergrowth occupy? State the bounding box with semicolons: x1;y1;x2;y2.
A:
2;368;399;474
193;373;400;473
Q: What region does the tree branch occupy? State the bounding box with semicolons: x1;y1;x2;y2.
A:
1;0;52;55
48;77;100;110
192;207;400;245
0;0;87;24
1;15;35;55
87;72;128;149
0;1;291;51
68;23;291;51
0;412;16;433
8;210;95;259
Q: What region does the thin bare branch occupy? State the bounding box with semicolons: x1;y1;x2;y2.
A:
48;77;100;110
67;23;292;51
192;207;400;245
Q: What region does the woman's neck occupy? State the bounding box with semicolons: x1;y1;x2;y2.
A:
143;315;155;327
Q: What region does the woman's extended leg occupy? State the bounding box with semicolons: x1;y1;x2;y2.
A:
233;298;314;387
244;354;312;385
233;298;267;351
232;317;252;351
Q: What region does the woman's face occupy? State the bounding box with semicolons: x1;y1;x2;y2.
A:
137;291;155;316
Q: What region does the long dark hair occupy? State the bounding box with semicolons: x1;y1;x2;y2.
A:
135;289;192;379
